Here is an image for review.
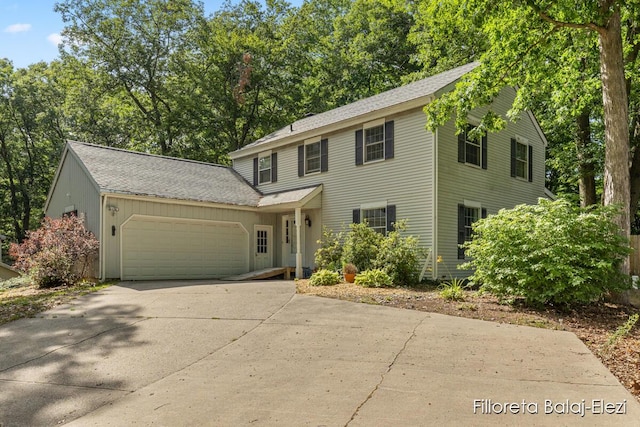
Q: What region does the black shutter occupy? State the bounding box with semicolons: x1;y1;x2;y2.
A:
271;153;277;183
384;121;394;159
458;131;466;163
253;157;258;185
355;129;363;165
482;207;487;219
298;145;304;177
481;134;487;169
321;138;328;172
386;204;396;232
510;138;517;177
528;145;533;182
458;204;466;259
352;209;361;224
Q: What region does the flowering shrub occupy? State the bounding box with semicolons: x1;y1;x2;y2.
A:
9;215;99;288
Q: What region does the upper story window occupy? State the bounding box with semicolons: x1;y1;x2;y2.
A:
258;154;271;184
298;138;328;176
306;141;321;173
355;119;394;165
458;123;487;169
253;151;277;185
365;125;384;162
511;137;533;182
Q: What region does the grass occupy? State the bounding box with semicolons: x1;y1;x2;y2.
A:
0;276;113;326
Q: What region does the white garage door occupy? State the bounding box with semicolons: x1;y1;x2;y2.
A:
121;215;249;280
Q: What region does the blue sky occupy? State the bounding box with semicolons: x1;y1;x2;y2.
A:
0;1;300;69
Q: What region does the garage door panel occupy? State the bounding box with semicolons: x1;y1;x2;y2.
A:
121;216;248;280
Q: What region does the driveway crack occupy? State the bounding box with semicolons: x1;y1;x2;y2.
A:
344;314;429;426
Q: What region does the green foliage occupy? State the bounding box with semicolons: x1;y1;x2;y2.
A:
354;269;393;288
315;226;344;271
373;219;424;285
461;199;632;306
341;221;383;272
438;278;467;302
309;269;340;286
9;216;99;288
606;314;639;348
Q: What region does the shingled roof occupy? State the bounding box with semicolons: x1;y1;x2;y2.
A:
68;141;262;206
234;62;478;154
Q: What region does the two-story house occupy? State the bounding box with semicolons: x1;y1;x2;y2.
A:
45;63;549;281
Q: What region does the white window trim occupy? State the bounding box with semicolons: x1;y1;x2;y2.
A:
363;118;386;164
514;135;530;181
258;150;272;185
304;137;322;175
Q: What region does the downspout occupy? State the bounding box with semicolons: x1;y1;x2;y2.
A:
433;127;439;280
100;194;107;281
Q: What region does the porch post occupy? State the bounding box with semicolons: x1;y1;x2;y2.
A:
295;207;303;278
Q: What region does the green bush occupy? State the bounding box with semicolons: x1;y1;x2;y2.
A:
342;222;383;272
309;269;341;286
461;199;631;306
355;269;393;288
374;220;424;285
315;226;344;271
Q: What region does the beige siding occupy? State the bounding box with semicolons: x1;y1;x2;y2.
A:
102;196;276;279
436;87;547;279
45;151;101;238
235;108;436;267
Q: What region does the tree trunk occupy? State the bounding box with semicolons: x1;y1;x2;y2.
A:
598;9;630;276
576;112;597;207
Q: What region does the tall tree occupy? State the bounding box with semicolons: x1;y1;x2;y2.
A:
55;0;205;156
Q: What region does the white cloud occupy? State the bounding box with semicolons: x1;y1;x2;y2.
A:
4;23;31;33
47;33;63;46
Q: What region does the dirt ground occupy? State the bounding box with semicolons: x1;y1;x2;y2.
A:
296;280;640;403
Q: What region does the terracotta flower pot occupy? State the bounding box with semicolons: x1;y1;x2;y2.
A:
344;273;356;283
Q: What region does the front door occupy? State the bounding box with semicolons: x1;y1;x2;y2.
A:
282;215;303;267
254;225;273;270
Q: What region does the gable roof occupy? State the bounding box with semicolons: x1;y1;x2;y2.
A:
66;141;263;207
230;62;479;158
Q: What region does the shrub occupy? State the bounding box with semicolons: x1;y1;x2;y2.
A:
355;269;393;288
309;269;341;286
461;199;631;306
315;226;344;271
438;278;467;301
10;215;99;288
373;219;424;285
341;222;383;272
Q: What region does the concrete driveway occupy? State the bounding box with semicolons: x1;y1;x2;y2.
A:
0;280;638;426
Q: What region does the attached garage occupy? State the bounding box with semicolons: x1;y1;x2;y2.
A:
121;215;249;280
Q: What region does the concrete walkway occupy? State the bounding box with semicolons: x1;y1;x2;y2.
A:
0;280;638;426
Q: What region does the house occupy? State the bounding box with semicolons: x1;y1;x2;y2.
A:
45;62;548;281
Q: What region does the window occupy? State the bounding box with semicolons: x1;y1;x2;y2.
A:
362;207;387;234
355;120;394;165
511;137;533;182
458;124;487;169
258;154;271;184
352;204;396;234
458;203;486;259
298;138;328;176
306;141;321;173
256;229;268;254
254;151;277;185
365;125;385;162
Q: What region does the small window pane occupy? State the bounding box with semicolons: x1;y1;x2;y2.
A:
464;126;482;167
515;141;528;179
257;230;268;253
464;207;479;241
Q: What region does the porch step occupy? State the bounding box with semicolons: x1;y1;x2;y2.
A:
222;267;295;281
